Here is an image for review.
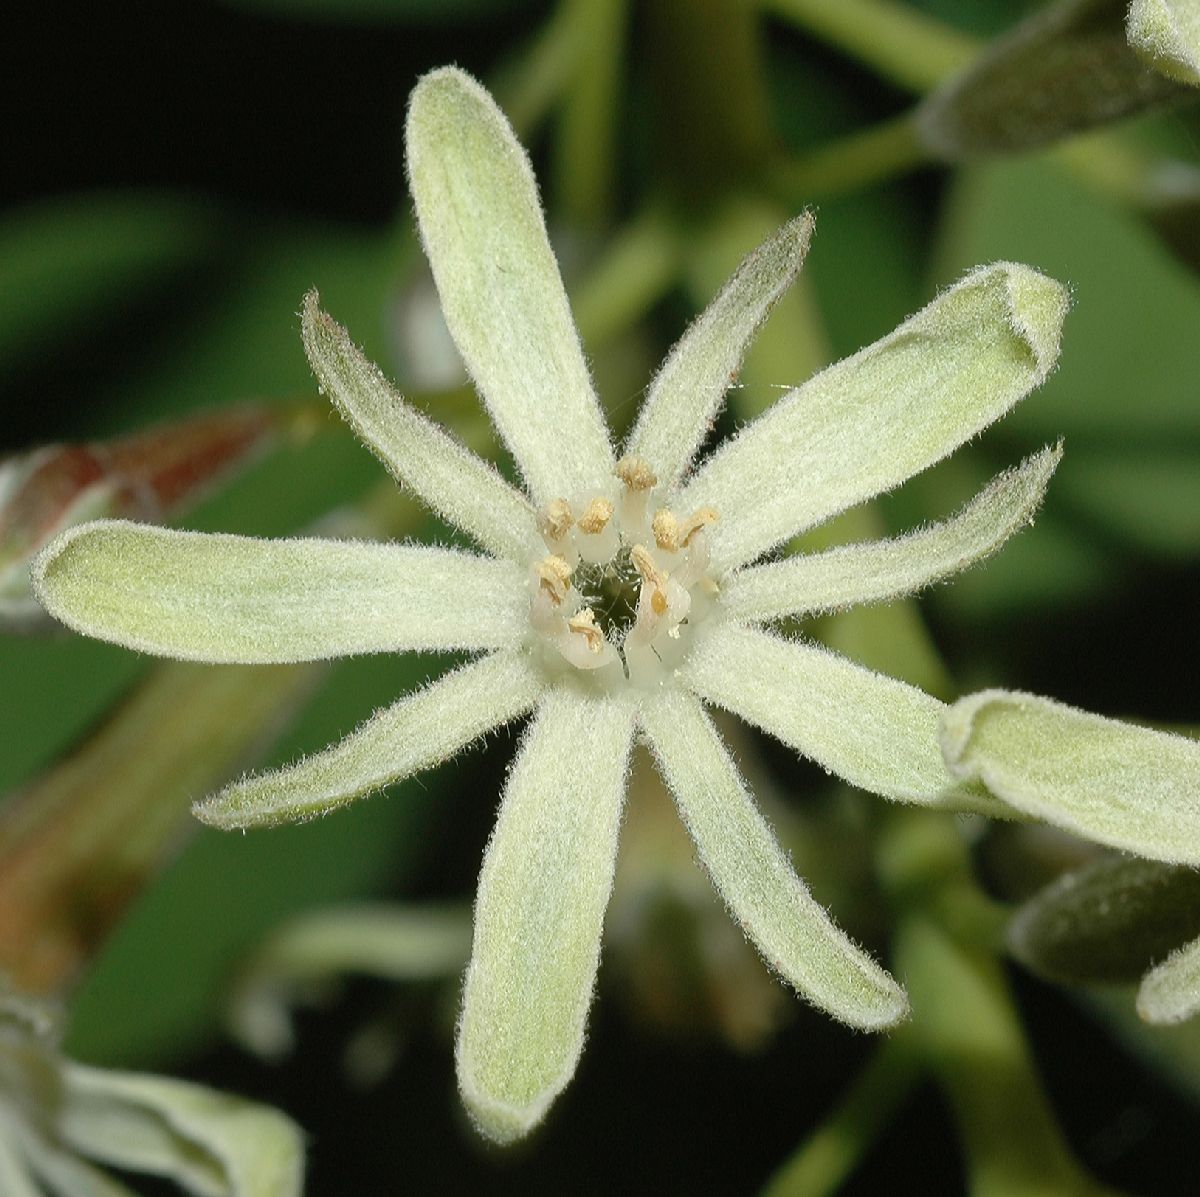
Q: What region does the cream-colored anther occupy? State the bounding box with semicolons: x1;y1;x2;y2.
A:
535;555;572;605
576;497;614;535
567;607;606;655
615;455;657;492
631;544;670;615
539;498;574;543
651;509;680;553
680;507;718;546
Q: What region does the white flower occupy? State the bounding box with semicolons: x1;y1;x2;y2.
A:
33;67;1069;1142
0;984;302;1196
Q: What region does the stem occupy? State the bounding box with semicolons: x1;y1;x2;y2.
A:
760;1034;923;1197
880;811;1106;1197
761;0;978;94
555;0;630;228
570;203;684;349
770;114;931;202
643;0;775;196
492;0;584;138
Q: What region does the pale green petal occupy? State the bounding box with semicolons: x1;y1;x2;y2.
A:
32;520;527;663
626;214;814;490
1129;0;1200;84
0;1126;40;1197
196;652;544;829
229;904;471;1058
721;445;1061;621
456;686;635;1143
301;292;538;562
641;690;908;1029
941;690;1200;863
683;623;1001;812
16;1127;136;1197
406;66;613;504
1139;934;1200;1024
679;263;1068;573
58;1064;303;1197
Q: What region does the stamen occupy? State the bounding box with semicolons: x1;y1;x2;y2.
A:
631;544;670;615
680;507;718;546
651;509;680;553
539;498;574;543
577;497;615;535
535;555;572;605
615;455;657;492
567;607;606;654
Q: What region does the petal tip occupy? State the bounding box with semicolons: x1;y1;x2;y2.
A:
995;262;1070;381
457;1066;556;1146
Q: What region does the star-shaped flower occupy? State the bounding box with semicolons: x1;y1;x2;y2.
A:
33;67;1068;1142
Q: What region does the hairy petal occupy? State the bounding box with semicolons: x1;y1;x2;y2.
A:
1129;0;1200;84
722;444;1060;621
302;292;538;562
680;262;1068;573
641;690;908;1028
684;623;1001;813
941;689;1200;863
457;686;636;1143
626;214;814;490
33;520;526;663
1139;933;1200;1024
196;653;544;829
406;66;613;504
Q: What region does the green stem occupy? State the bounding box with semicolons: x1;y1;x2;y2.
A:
570;203;684;349
770;114;931;202
555;0;630;228
492;0;584;137
761;0;978;94
760;1033;923;1197
880;811;1108;1197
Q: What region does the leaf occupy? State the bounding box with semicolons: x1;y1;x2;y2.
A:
1128;0;1200;85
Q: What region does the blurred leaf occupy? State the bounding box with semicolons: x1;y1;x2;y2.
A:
916;0;1187;157
927;155;1200;614
0;194;215;376
227;903;470;1059
216;0;537;24
1008;855;1200;985
0;658;319;997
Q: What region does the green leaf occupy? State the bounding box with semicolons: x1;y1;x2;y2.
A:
916;0;1185;157
1007;855;1200;984
683;623;1002;813
227;903;471;1058
680;262;1068;572
406;66;614;505
33;521;526;663
196;652;543;828
721;444;1060;621
456;687;635;1143
1128;0;1200;85
640;690;908;1029
941;690;1200;863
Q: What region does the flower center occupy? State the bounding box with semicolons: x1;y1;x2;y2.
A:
527;456;718;687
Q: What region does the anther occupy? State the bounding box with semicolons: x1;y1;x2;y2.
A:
535;555;572;605
567;607;606;654
539;498;574;543
616;455;657;492
651;509;680;553
631;544;670;615
680;507;718;546
577;497;615;535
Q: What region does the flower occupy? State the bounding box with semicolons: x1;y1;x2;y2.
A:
32;67;1069;1142
0;982;302;1195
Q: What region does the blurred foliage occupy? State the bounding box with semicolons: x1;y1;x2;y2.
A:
3;0;1200;1192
